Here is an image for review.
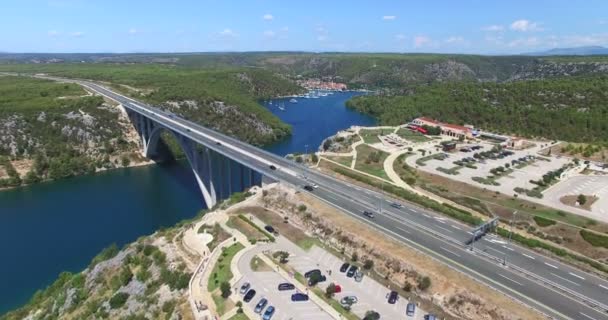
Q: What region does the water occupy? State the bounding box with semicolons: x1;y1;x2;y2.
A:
0;91;375;314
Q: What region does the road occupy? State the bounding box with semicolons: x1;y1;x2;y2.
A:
59;78;608;320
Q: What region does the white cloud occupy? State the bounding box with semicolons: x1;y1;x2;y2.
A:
128;28;139;34
482;25;504;32
395;34;406;41
317;35;328;42
218;28;238;38
382;15;396;21
263;13;274;21
315;25;329;42
263;30;276;38
281;26;289;32
510;19;542;32
47;30;60;37
414;36;431;48
70;31;85;37
445;36;465;44
508;37;540;47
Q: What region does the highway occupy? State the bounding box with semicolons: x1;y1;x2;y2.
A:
63;78;608;320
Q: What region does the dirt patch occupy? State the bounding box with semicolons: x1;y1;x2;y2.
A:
539;142;607;163
10;159;33;178
560;195;599;211
261;184;543;320
250;255;273;272
226;215;266;240
238;205;314;249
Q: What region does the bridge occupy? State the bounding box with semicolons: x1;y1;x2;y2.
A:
43;76;608;320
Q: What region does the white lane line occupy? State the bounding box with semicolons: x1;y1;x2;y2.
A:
435;225;453;234
450;225;461;230
544;262;559;269
440;246;461;257
579;312;598;320
434;217;447;224
498;274;523;286
522;253;536;260
422;214;431;218
501;245;515;252
486;246;506;255
395;226;411;234
550;273;580;287
568;272;586;280
599;284;608;291
411;209;418;213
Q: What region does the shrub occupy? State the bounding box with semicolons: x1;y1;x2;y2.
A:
363;259;374;270
109;292;129;309
533;216;556;227
578;194;587;205
580;230;608;249
325;283;337;298
220;281;231;298
417;276;431;291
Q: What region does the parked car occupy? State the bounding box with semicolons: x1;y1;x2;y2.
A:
346;265;358;278
390;202;403;209
304;269;321;278
278;282;295;291
291;293;309;302
363;210;375;219
424;314;437;320
239;282;251;294
308;274;327;286
264;225;275;233
354;270;364;282
263;306;275;320
406;302;416;316
340;296;358;306
244;289;257;302
254;298;268;313
388;290;399;304
339;262;350;273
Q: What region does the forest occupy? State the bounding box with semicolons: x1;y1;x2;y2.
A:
347;75;608;143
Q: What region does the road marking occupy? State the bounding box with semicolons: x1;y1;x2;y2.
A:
395;226;411;234
434;217;447;224
522;253;536;260
501;245;515;252
411;209;418;213
422;214;431;218
440;246;461;257
579;312;598;320
498;274;523;286
450;225;461;230
544;262;559;269
486;246;506;255
550;273;580;286
435;225;453;234
568;272;585;280
599;284;608;291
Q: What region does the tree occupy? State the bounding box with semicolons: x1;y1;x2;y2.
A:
109;292;129;309
363;259;374;270
403;281;412;292
311;153;319;163
418;276;431;291
578;194;587;205
325;283;337;298
363;310;380;320
220;281;231;298
351;252;358;262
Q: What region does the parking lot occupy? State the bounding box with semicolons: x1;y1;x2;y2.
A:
543;175;608;219
236;246;333;320
288;245;426;319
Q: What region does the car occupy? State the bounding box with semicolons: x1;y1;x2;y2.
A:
363;210;375;219
186;128;191;132
406;302;416;316
254;298;268;313
424;314;437;320
388;290;399;304
291;293;309;302
278;282;295;291
346;265;358;278
354;270;364;282
262;306;275;320
308;274;327;286
340;296;358;306
303;185;314;191
339;262;350;273
215;141;222;146
243;289;256;302
239;282;251;294
390;202;403;209
304;269;321;278
264;225;275;233
269;165;277;170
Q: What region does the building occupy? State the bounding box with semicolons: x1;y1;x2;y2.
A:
411;117;473;139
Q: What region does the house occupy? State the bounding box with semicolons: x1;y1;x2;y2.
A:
411;117;473;139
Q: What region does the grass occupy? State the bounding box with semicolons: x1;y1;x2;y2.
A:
324;155;353;167
212;292;233;316
311;287;360;320
250;255;272;272
227;313;250;320
207;242;245;292
395;128;430;142
226;215;267;242
533;216;557;227
359;128;392;144
436;166;461;175
236;214;275;242
354;144;389;179
580;230;608;249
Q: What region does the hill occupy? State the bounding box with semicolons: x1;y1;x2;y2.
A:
523;46;608;56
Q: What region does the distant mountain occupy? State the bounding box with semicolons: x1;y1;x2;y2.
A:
523;46;608;56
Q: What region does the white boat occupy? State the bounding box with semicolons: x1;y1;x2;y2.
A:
278;103;286;111
289;98;298;103
269;101;273;105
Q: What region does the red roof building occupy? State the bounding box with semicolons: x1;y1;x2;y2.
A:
411;117;473;139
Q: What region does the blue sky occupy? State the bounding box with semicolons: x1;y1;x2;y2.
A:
2;0;607;54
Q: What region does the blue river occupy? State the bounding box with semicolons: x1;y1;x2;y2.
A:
0;91;374;314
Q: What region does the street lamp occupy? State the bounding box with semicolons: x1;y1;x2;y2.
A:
508;210;518;244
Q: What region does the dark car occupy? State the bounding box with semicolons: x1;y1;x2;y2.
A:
263;306;275;320
346;265;358;278
339;262;350;273
388;290;398;304
424;314;437;320
278;282;295;291
254;298;268;313
303;185;314;191
215;141;222;146
243;289;257;302
291;293;309;302
269;165;277;170
264;225;275;233
390;202;403;209
363;210;375;219
308;274;327;286
304;269;321;278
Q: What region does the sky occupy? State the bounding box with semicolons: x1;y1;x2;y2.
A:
1;0;607;54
